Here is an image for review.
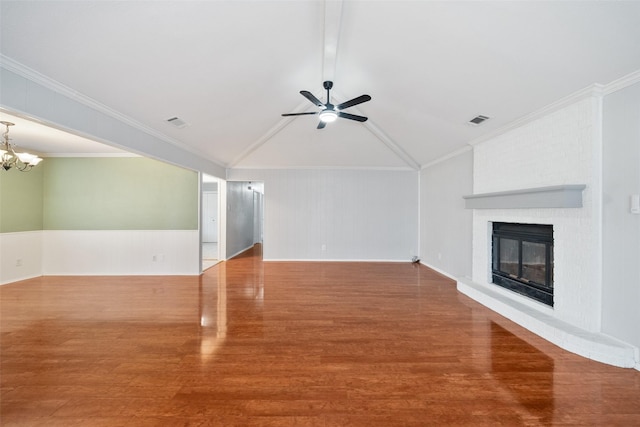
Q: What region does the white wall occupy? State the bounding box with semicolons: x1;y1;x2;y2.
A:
225;181;256;259
42;230;200;275
420;149;473;279
227;169;419;261
1;230;200;284
602;82;640;350
0;231;43;284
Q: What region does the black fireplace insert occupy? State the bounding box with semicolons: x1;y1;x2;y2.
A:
492;222;554;306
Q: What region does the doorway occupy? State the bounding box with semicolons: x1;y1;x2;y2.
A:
224;180;264;260
253;186;264;245
202;174;220;271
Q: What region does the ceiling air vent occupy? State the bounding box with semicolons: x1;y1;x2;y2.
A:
165;116;189;129
468;115;490;126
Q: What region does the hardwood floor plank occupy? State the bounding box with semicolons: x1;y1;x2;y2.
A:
2;244;639;425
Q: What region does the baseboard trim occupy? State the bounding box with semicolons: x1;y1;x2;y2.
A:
419;261;458;281
262;258;412;263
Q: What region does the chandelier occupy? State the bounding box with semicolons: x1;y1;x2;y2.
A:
1;121;43;171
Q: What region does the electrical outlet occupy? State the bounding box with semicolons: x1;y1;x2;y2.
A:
16;259;22;267
321;244;326;251
152;255;157;262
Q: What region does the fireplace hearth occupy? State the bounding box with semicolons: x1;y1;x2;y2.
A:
492;222;554;306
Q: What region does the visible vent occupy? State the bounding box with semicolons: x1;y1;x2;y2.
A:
165;116;189;129
468;115;490;126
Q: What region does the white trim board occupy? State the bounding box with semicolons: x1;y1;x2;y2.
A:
457;277;638;368
263;259;412;263
463;185;587;209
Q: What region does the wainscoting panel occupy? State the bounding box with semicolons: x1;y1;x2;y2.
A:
0;231;43;285
42;230;200;275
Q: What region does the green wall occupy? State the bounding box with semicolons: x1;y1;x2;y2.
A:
43;157;198;230
0;165;44;232
0;157;198;232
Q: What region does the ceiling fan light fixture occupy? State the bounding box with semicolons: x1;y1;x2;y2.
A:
281;81;370;129
319;109;338;123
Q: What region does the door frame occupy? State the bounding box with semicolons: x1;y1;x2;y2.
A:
200;174;226;273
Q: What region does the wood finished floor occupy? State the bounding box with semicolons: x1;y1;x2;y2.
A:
2;245;639;426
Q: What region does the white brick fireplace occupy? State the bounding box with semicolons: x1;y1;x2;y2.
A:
457;94;637;367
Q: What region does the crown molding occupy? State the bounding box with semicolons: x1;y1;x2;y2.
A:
468;83;604;148
227;165;415;172
467;69;640;150
0;54;226;169
601;69;640;95
43;152;141;158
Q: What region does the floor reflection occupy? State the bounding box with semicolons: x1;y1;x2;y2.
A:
490;321;555;424
198;262;227;360
198;245;265;361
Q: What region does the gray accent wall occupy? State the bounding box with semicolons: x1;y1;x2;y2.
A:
420;150;473;279
227;169;419;261
225;181;255;259
602;82;640;350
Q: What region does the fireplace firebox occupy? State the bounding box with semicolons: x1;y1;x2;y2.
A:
492;222;554;306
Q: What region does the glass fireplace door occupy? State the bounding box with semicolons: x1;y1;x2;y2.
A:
492;222;554;306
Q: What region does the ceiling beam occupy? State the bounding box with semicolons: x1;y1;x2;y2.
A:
231;0;420;171
230;0;344;168
227;98;311;168
323;0;419;170
363;120;421;171
322;0;343;83
331;89;421;171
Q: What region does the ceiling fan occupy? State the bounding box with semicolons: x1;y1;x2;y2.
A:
282;81;371;129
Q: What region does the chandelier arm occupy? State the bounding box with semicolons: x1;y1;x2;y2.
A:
0;120;43;172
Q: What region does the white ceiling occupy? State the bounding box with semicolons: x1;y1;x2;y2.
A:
1;1;640;169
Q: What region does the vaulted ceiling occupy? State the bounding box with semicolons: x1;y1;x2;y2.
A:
2;1;640;170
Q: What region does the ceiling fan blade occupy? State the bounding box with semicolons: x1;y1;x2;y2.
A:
338;112;368;122
300;90;324;107
317;121;327;130
337;94;371;110
281;112;318;117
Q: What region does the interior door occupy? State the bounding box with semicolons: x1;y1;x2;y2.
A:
203;191;218;243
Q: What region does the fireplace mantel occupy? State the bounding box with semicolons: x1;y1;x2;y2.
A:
463;185;586;209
